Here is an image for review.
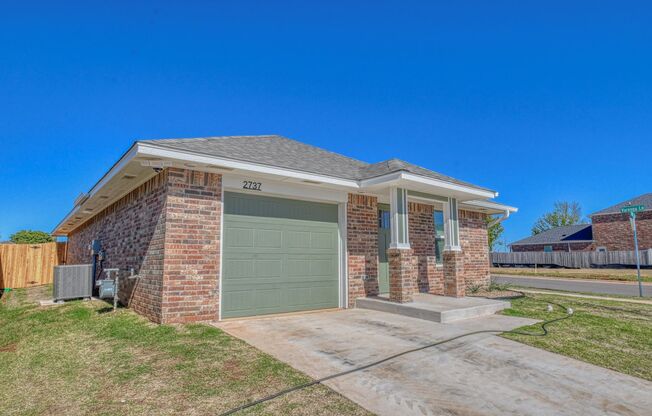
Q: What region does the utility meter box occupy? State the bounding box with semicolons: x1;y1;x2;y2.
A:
98;279;116;300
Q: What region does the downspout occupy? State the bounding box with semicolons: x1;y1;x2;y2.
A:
487;209;510;228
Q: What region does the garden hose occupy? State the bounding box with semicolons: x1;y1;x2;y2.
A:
218;292;573;416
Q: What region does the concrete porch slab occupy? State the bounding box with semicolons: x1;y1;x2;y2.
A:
356;293;510;323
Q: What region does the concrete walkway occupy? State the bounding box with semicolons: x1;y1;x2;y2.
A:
493;274;652;297
217;309;652;416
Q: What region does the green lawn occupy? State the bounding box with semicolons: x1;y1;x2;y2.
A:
0;286;371;416
502;293;652;381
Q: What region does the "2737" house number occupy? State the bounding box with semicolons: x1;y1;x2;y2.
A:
242;180;262;191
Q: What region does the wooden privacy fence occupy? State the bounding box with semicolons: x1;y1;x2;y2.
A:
491;249;652;269
0;242;67;289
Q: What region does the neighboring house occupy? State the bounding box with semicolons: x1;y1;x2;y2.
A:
509;193;651;254
509;224;594;252
590;193;652;251
53;135;516;324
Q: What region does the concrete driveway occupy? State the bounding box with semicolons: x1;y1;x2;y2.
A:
217;309;652;416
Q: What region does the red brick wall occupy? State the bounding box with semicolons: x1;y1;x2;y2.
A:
511;242;595;252
592;211;652;251
408;202;444;295
67;168;222;324
388;248;417;302
162;169;221;323
347;194;379;306
67;172;169;322
459;210;490;289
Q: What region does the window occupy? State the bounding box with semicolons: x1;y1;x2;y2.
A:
378;209;390;229
434;210;445;263
543;245;553;252
597;247;607;253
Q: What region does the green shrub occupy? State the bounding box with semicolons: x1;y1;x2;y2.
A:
9;230;54;244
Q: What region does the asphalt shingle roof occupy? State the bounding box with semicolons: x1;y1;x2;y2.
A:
510;224;593;246
139;135;493;192
590;193;652;216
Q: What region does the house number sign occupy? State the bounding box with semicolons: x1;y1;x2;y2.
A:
242;180;262;191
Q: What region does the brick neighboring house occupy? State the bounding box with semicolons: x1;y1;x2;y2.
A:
54;135;516;324
510;224;594;252
590;193;652;251
509;193;652;254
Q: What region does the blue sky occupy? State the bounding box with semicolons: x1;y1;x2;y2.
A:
1;1;650;247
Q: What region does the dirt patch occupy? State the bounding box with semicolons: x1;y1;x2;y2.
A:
0;343;17;352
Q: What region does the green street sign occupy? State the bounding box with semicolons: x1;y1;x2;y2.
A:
621;205;645;214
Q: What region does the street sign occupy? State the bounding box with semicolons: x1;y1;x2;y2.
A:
621;204;646;297
621;205;645;214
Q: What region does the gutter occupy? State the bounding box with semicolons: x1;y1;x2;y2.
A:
487;208;510;227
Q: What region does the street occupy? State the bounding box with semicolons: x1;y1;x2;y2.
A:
492;274;652;297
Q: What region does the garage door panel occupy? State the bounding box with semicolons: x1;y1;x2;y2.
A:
223;192;339;319
255;229;283;248
226;228;254;247
310;232;335;249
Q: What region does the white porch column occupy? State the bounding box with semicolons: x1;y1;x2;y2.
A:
389;187;410;249
443;197;461;251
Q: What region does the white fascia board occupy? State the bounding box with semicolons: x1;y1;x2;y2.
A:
360;171;497;200
137;143;360;189
52;144;140;235
400;173;497;199
463;199;518;213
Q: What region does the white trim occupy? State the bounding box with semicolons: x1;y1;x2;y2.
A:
218;182;225;321
338;202;348;309
359;171;497;199
138;143;360;189
222;173;347;204
52;144;140;234
463;199;518;213
389;187;410;249
444;197;462;251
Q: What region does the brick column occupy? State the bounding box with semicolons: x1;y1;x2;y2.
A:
347;194;379;306
443;250;465;297
162;168;221;323
388;248;417;303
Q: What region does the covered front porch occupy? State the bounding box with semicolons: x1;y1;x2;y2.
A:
348;172;516;306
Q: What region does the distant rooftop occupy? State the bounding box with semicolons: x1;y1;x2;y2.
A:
510;224;593;246
590;193;652;216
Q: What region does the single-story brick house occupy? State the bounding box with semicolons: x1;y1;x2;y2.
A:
509;193;651;253
53;135;516;323
510;224;594;252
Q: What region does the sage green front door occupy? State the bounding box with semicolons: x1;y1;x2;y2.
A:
222;192;340;318
377;204;391;294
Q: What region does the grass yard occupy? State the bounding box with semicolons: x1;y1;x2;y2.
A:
502;293;652;381
0;286;371;416
491;267;652;283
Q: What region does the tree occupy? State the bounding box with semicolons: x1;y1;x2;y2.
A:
531;201;585;235
9;230;54;244
486;216;505;251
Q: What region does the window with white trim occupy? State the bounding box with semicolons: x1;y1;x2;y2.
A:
434;210;445;263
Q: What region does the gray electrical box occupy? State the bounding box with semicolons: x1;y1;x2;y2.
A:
53;264;93;302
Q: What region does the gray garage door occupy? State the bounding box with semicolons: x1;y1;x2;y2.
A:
222;192;340;318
